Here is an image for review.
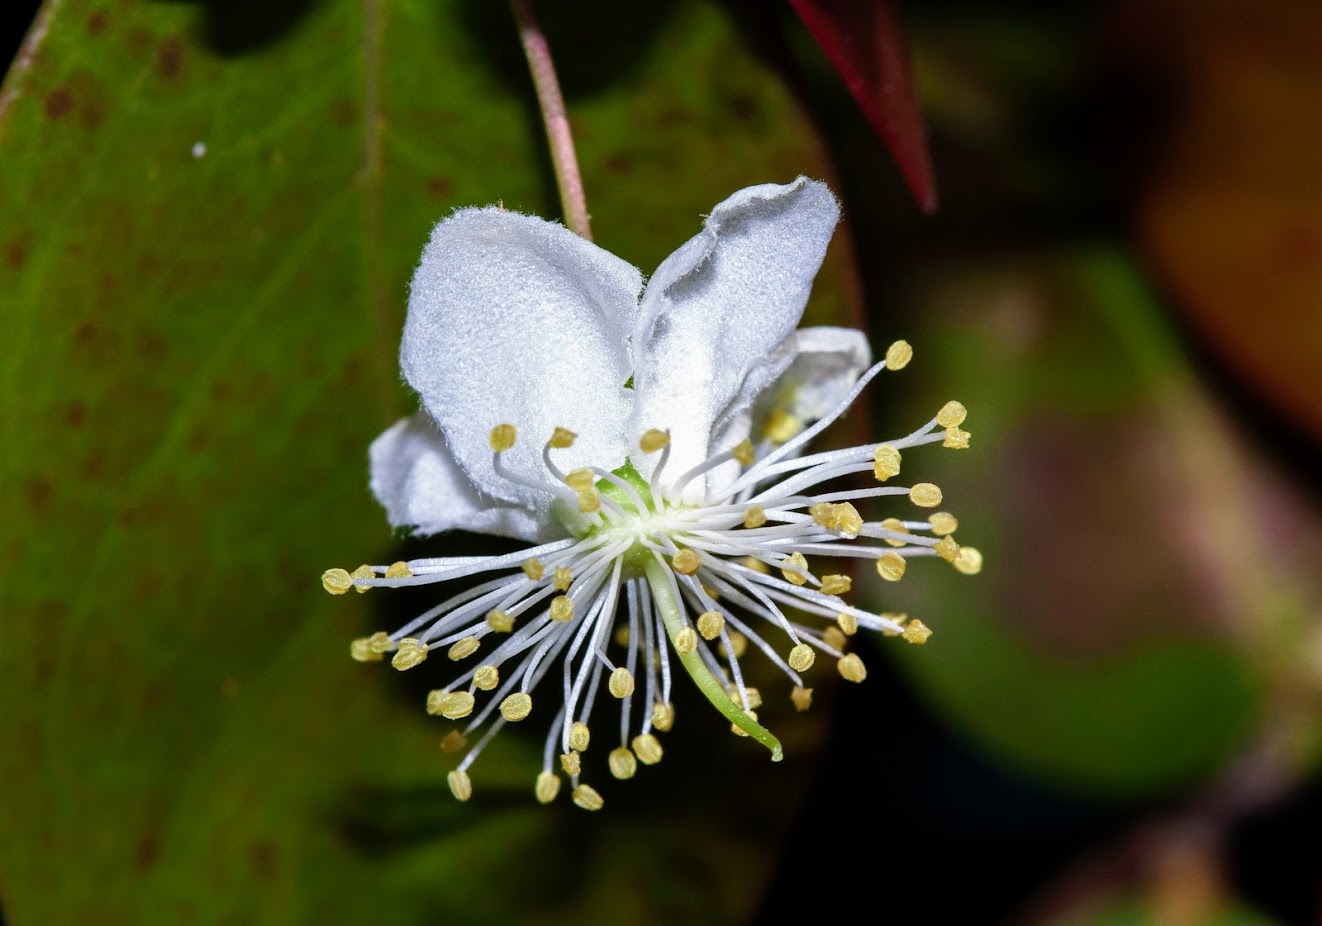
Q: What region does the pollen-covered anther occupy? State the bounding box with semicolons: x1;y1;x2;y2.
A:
447;636;480;661
782;551;810;586
810;501;836;529
910;483;943;508
877;552;907;582
548;426;576;449
673;627;697;654
609;747;638;780
553;566;573;591
820;574;851;596
733;438;755;467
650;702;675;732
440;730;467;753
880;612;908;637
933;535;960;564
391;638;428;671
837;653;868;683
489;423;516;453
936;400;967;428
730;709;758;737
763;409;801;444
500;692;533;721
322;568;354;595
696;611;725;640
367;631;394;655
954;547;984;576
572;784;604;811
928;512;959;536
944;427;971;450
350;564;374;594
822;626;848;651
349;637;381;662
522;558;545;581
447;769;472;802
741;556;770;575
837;613;859;636
559;751;581;776
788;642;816;672
885;339;913;370
608;667;635;699
639;429;670;453
486;609;514;633
569;721;591;752
473;665;499;690
578;488;601;513
743;505;767;529
550;596;574;622
903;620;933;645
732;686;763;710
383;562;411;580
672;548;701;576
833;502;863;536
719;632;748;660
535;771;561;804
873;444;901;481
614;626;630;647
427;689;475;719
880;517;907;547
564;467;594;491
791;686;814;711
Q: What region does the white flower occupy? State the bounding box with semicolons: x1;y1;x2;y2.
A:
322;177;979;809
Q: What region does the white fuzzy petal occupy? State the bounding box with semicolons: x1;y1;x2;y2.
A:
403;207;642;517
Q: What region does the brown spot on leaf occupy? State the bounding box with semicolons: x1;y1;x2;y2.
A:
603;151;634;176
333;99;358;127
5;235;27;268
135;833;161;869
74;321;99;347
26;477;53;512
127;27;151;57
44;88;73;120
88;10;108;34
65;402;87;427
157;37;183;80
250;840;278;881
424;175;452;199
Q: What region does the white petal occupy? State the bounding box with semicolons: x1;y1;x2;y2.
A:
403;207;642;517
629;178;840;481
369;414;554;543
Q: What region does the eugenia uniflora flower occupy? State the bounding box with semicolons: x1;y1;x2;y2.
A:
322;177;980;810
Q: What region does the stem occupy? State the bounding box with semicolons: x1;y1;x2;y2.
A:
643;556;784;762
509;0;592;240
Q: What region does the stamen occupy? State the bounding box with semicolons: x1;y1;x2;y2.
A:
448;769;473;802
837;653;868;682
489;423;517;452
609;747;638;779
535;770;561;804
954;547;984;575
885;339;913;369
903;621;933;644
572;783;604;811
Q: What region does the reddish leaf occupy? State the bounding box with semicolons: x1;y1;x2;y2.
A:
789;0;937;211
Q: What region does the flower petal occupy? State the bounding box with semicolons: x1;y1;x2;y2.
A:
369;414;552;542
403;207;643;516
630;178;840;480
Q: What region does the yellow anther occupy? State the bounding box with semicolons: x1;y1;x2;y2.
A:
535;770;561;804
614;626;630;647
553;566;573;591
486;610;514;633
788;642;816;672
559;751;581;776
703;584;720;600
719;632;748;660
578;488;601;513
885;340;913;370
820;574;852;596
837;613;859;636
569;721;591;752
903;620;933;644
384;561;412;579
440;730;468;754
696;611;725;640
608;747;638;780
350;564;374;594
877;553;907;582
943;427;971;450
322;568;353;595
733;438;755;466
673;627;697;654
880;612;908;637
500;692;532;722
447;636;480;661
427;689;474;719
954;546;984;576
548;426;577;449
782;551;810;586
391;638;428;671
763;408;801;444
743;505;767;529
933;535;960;564
810;502;836;529
473;665;499;691
564;467;594;491
910;483;943;508
936;400;967;428
672;548;701;575
741;556;770;574
838;653;868;682
489;423;516;453
790;686;814;711
608;667;635;699
447;769;472;802
349;637;381;662
822;626;848;651
880;517;908;547
730;709;758;736
572;784;604;811
367;631;394;654
873;445;901;481
928;512;959;536
550;596;574;622
522;558;545;581
733;686;763;710
834;502;863;536
639;429;670;453
650;702;675;732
